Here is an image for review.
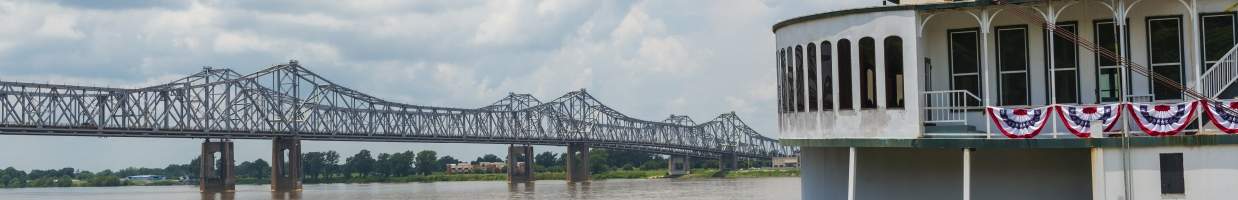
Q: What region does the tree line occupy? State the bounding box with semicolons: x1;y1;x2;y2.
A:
0;148;768;188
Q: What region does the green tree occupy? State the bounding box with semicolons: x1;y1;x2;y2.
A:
302;152;328;179
323;151;341;178
236;159;271;179
437;156;461;165
414;150;438;175
55;176;73;187
346;149;375;177
374;153;393;177
534;151;558;168
88;175;122;187
474;154;503;163
589;149;610;173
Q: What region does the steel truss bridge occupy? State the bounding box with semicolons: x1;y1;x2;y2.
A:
0;61;793;159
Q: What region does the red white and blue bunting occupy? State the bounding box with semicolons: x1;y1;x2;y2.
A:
1203;100;1238;134
1055;104;1123;138
1127;101;1199;136
987;106;1054;138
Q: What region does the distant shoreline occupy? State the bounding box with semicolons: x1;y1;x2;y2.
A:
1;168;799;189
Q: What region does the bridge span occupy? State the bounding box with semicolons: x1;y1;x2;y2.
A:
0;61;794;192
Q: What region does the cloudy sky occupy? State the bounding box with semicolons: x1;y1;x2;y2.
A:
0;0;875;171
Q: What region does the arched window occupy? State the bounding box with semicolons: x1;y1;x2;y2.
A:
807;43;819;112
821;41;833;110
837;39;853;110
795;45;805;112
859;37;877;109
785;47;795;112
884;36;904;108
777;49;786;113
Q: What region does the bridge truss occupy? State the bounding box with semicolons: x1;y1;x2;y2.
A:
0;61;794;159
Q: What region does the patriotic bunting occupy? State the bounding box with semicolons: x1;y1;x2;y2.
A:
1203;100;1238;134
987;106;1054;138
1055;104;1123;138
1128;101;1198;136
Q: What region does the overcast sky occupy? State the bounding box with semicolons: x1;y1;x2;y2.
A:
0;0;876;171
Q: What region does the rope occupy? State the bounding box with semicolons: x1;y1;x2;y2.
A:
991;0;1238;117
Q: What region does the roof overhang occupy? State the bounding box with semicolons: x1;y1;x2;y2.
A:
771;0;1047;33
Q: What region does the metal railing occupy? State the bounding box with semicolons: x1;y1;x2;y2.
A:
1201;45;1238;98
923;90;982;124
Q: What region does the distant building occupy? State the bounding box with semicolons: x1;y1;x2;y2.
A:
124;175;166;182
772;156;799;168
445;162;507;174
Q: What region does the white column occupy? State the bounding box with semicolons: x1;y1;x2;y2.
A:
1048;27;1060;137
876;37;888;109
981;9;994;139
1091;148;1107;200
847;147;856;200
853;38;863;111
963;148;972;200
1190;0;1205;133
1046;2;1060;138
833;40;842;112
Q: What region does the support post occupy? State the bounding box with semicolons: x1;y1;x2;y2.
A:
667;155;691;176
200;139;235;193
271;137;302;192
847;147;856;200
566;143;590;182
507;144;535;183
719;152;739;171
963;148;972;200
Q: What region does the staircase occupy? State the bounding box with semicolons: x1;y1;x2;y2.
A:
1201;44;1238;99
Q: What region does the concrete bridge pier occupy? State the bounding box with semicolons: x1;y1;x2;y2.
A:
200;139;236;193
565;143;590;182
271;137;302;192
719;153;738;171
507;144;535;183
667;155;690;176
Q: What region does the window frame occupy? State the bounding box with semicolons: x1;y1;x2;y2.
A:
1145;15;1186;101
1093;19;1131;103
859;37;878;109
995;24;1031;106
837;39;855;110
1043;21;1081;104
884;36;905;108
821;41;835;111
947;28;983;107
795;45;806;112
807;43;820;112
778;49;785;113
1159;153;1185;195
1200;12;1237;71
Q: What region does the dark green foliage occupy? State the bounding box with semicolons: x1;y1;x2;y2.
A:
474;154;503;163
413;150;437;176
346;150;375;177
236;159;271;179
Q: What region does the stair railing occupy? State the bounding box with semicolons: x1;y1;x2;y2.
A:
1201;44;1238;98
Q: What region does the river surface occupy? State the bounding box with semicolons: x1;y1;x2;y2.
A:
0;177;800;200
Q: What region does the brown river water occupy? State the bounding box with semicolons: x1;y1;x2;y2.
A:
0;177;800;200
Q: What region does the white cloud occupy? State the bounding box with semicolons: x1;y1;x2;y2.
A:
0;0;843;170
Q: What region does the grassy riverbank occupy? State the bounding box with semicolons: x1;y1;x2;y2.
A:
293;168;797;185
4;168;799;188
